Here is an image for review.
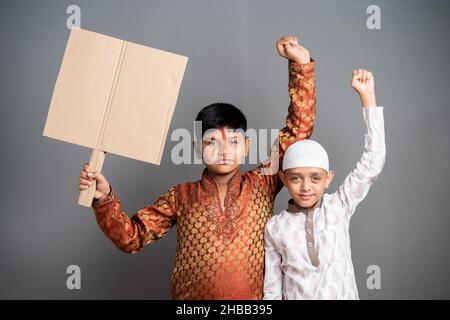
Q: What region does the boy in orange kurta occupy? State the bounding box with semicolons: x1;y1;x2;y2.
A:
79;35;316;299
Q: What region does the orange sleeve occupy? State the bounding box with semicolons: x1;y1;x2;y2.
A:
253;59;316;196
279;59;316;154
91;185;178;254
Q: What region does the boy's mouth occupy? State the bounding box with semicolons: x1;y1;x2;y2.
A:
216;159;234;165
298;194;314;201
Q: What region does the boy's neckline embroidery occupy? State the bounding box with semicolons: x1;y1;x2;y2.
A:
201;168;243;240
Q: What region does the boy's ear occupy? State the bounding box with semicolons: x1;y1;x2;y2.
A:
278;171;287;186
325;170;335;188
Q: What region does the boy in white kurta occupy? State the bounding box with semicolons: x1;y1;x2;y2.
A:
264;69;386;300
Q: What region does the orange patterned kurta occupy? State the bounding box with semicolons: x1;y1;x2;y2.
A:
91;59;316;299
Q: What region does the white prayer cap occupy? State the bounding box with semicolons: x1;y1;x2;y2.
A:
282;139;329;172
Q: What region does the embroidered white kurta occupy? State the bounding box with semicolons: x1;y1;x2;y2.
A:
264;107;386;300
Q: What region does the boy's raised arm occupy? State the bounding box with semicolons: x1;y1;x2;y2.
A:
333;69;386;219
256;36;316;194
278;36;316;156
91;185;178;253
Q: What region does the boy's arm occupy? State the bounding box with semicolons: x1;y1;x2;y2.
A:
279;58;316;156
263;223;283;300
255;36;316;194
332;70;386;219
91;185;178;253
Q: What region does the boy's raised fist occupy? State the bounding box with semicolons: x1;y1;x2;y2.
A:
276;35;310;64
351;69;377;107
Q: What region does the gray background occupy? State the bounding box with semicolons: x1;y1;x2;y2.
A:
1;0;449;299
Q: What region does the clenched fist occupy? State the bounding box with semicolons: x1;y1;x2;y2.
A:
276;35;310;64
351;69;377;108
78;163;111;201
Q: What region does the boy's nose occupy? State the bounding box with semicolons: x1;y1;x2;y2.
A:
301;181;311;191
218;142;229;156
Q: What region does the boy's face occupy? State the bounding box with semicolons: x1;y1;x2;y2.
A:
199;127;249;175
279;167;335;209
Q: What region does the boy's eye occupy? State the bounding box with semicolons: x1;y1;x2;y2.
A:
312;176;321;182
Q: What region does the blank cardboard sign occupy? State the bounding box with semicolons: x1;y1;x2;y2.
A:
43;28;188;207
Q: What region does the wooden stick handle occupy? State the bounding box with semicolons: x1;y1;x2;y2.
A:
78;149;106;207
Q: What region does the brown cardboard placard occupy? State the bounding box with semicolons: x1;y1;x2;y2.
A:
43;28;188;207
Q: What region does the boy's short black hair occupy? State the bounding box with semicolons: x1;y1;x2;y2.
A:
195;103;247;138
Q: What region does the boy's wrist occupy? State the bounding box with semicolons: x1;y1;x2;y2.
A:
290;56;311;65
95;186;111;203
97;194;108;202
360;93;377;108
